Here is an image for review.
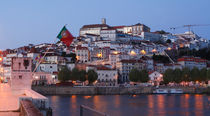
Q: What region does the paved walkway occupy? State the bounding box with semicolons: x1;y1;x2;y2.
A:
0;83;19;113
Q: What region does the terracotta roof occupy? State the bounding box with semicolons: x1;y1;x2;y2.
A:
76;45;88;50
81;24;110;29
177;57;207;63
97;66;112;70
112;26;126;29
148;71;155;75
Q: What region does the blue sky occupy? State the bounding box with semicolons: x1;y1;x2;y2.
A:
0;0;209;49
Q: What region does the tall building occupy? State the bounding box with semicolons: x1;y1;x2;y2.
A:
10;57;32;90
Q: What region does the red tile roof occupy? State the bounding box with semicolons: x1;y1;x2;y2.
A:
112;26;126;29
177;57;207;63
76;45;88;50
81;24;110;28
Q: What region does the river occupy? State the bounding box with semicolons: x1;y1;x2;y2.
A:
47;94;210;116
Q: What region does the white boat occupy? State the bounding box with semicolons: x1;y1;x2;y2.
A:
153;89;169;94
170;89;183;94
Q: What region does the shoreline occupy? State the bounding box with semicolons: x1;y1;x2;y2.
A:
32;86;210;96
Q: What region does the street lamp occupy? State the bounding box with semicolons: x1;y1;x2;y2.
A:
167;47;172;51
140;50;146;55
130;50;136;56
97;53;102;58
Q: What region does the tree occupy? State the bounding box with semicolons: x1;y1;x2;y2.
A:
139;69;149;83
166;39;171;44
58;66;71;82
129;68;140;82
173;68;182;83
87;69;98;84
79;70;87;82
200;68;207;82
207;69;210;80
71;68;80;81
181;67;190;82
190;67;200;82
152;54;170;63
163;69;173;84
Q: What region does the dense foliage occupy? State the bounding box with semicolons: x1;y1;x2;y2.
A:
152;54;170;63
87;69;98;84
178;48;210;61
129;68;149;83
163;67;210;84
58;67;88;83
58;66;71;82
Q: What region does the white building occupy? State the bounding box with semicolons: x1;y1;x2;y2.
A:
32;72;58;85
96;67;118;86
116;59;145;83
36;63;58;73
177;57;207;70
100;29;117;41
10;57;32;90
148;71;163;86
80;23;110;36
75;45;90;63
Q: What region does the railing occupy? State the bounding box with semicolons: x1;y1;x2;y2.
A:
80;105;109;116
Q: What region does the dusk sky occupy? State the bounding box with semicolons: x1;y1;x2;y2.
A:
0;0;209;50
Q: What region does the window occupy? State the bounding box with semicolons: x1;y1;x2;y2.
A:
19;75;22;79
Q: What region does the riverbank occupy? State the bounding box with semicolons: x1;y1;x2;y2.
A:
32;86;210;95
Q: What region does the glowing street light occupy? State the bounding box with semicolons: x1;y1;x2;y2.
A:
152;49;157;53
167;47;172;51
112;51;119;55
140;50;146;55
97;53;102;58
130;50;136;56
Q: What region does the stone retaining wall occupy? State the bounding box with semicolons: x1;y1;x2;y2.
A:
32;86;210;95
20;100;43;116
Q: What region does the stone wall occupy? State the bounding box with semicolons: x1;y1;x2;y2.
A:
32;86;153;95
19;100;43;116
32;86;210;95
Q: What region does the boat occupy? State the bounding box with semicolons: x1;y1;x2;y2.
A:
169;89;183;94
153;89;168;94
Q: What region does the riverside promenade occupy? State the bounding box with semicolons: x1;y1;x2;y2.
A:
0;83;19;116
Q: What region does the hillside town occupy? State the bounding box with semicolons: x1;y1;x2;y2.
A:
1;18;210;87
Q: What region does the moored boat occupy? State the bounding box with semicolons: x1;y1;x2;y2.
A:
169;89;183;93
153;89;168;94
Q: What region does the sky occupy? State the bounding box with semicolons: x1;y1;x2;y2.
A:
0;0;210;50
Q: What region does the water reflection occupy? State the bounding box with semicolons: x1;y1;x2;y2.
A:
148;95;154;116
71;95;77;109
195;94;204;116
157;95;166;116
47;94;210;116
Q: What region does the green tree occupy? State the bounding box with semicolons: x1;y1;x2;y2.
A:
173;68;182;83
87;69;98;84
207;69;210;80
139;69;149;83
129;68;140;82
58;66;71;82
163;69;173;84
79;70;87;82
166;39;171;43
190;67;200;82
71;68;80;81
181;67;190;82
200;68;207;82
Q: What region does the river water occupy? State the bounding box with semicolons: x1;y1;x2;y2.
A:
47;94;210;116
